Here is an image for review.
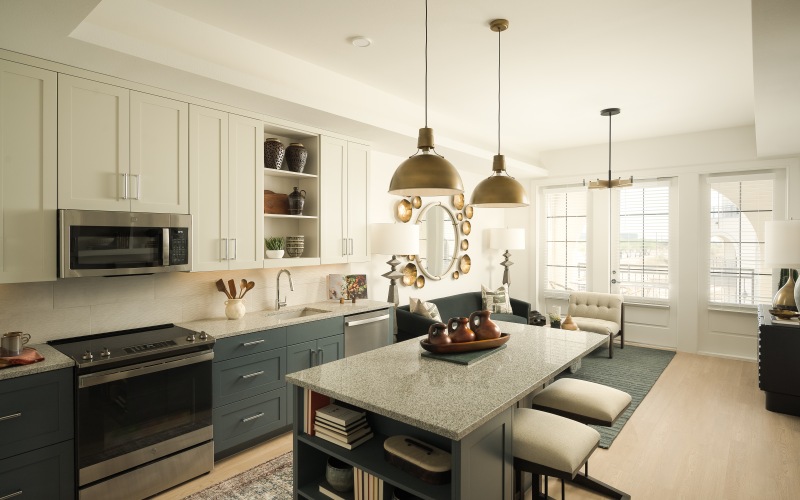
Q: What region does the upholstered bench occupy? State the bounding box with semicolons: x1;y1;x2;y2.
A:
567;292;624;358
532;378;632;426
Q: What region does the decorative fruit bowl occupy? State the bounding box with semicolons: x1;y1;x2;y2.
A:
419;333;510;354
769;309;799;320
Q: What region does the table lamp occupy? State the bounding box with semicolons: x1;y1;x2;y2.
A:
764;220;800;311
371;223;420;305
489;228;526;288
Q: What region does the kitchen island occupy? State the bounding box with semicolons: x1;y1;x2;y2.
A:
286;321;608;500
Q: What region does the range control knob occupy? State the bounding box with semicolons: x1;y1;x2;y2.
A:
100;347;111;358
199;331;208;341
186;332;196;342
82;350;93;361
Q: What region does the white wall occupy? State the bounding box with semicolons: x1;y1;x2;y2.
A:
529;126;800;360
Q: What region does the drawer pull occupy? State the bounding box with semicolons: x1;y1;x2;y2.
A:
242;412;265;423
0;412;21;422
0;491;23;500
242;339;265;347
241;370;264;379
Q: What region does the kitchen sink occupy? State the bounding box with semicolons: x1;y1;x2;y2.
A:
267;307;330;320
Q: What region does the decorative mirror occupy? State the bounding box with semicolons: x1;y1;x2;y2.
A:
415;202;458;280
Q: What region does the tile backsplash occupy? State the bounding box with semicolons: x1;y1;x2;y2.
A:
0;264;349;344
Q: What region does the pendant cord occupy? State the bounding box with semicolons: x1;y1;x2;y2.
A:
607;112;612;184
497;28;501;156
424;0;428;128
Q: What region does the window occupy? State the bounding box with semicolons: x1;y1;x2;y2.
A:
617;182;670;300
544;189;587;292
708;177;773;306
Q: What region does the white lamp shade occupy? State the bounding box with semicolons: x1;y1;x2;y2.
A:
370;223;420;256
765;220;800;268
489;228;526;250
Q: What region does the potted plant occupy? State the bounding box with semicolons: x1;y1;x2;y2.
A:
548;312;562;329
265;237;285;259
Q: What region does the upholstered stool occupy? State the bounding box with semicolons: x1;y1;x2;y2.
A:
532;378;632;426
513;408;599;499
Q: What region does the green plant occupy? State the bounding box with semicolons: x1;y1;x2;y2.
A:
548;312;562;323
265;237;284;250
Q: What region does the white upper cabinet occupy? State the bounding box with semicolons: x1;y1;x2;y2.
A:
58;75;188;213
0;60;57;283
319;136;370;264
189;105;263;271
130;91;189;213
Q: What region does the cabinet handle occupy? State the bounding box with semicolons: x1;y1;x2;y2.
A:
241;370;264;379
0;490;22;500
132;174;141;200
310;349;316;366
342;238;347;257
349;238;354;255
121;173;129;200
231;238;238;260
221;238;229;260
242;412;264;423
0;412;21;422
242;339;265;347
317;348;324;365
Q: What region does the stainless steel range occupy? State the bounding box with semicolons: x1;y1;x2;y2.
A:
50;324;215;500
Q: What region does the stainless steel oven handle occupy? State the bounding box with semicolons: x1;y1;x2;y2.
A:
163;227;170;267
345;314;390;327
0;490;22;500
79;351;214;388
242;412;264;423
241;370;264;379
0;412;21;422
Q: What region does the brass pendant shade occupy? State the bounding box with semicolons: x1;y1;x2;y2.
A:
387;0;464;196
587;108;633;189
470;19;529;208
388;127;464;196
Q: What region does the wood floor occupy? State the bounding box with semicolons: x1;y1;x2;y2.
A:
154;352;800;500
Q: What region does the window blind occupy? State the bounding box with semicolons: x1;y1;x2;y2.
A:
544;189;587;292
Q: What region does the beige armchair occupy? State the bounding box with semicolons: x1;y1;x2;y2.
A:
568;292;624;358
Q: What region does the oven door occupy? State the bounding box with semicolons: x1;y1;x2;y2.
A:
76;351;213;487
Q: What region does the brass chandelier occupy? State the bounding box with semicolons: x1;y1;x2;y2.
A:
471;19;529;208
586;108;633;189
388;0;464;197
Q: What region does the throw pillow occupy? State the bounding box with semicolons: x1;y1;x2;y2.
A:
481;284;512;314
409;297;442;322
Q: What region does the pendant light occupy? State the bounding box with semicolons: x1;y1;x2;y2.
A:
470;19;529;208
388;0;464;197
586;108;633;189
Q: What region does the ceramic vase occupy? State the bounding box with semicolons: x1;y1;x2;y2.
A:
447;317;475;343
285;142;308;173
325;457;354;492
225;299;246;320
469;310;501;340
264;138;285;169
427;322;451;345
288;187;306;215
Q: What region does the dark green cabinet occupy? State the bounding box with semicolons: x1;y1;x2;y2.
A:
0;368;74;498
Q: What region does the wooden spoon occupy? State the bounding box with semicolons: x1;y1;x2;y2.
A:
241;281;255;298
216;279;232;299
228;279;237;299
239;279;248;299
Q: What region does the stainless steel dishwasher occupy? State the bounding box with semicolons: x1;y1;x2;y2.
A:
344;308;392;357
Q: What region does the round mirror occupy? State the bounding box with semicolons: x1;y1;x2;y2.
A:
415;202;458;280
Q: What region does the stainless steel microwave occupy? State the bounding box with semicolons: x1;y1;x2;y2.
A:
59;210;192;278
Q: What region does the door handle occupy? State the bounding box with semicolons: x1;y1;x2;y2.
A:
241;370;264;379
345;314;390;327
121;173;129;200
241;412;264;423
0;490;23;500
0;412;22;422
317;348;324;365
342;238;347;257
231;238;238;260
349;238;353;255
221;238;229;260
611;279;618;284
132;174;141;200
242;339;265;347
310;349;316;367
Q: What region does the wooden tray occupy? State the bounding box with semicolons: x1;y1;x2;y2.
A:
264;190;289;214
419;333;510;354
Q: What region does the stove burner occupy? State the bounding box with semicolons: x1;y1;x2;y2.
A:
124;340;177;354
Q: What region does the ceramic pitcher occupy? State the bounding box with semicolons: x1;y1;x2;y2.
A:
469;310;501;340
447;317;475;343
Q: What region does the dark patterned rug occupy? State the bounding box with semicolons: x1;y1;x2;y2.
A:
559;344;676;449
185;451;293;499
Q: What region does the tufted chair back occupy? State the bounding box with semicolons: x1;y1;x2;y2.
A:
567;292;623;324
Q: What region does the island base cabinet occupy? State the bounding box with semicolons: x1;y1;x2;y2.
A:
0;439;74;499
291;386;514;500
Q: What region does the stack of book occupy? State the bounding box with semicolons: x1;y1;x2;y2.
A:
314;403;373;450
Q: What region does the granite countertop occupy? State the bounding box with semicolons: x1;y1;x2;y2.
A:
286;322;608;441
178;299;393;339
0;344;75;381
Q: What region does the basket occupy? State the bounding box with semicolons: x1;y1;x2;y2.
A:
264;190;289;214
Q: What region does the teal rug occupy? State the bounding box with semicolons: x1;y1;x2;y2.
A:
559;344;675;449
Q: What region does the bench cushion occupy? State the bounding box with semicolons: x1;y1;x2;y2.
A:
571;317;621;336
513;409;600;475
532;378;631;424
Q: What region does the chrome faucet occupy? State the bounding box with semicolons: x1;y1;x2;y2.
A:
276;269;294;310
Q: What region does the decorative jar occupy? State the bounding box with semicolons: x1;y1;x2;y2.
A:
225;299;246;320
288;187;306;215
264;138;285;169
325;457;353;492
285;142;308;173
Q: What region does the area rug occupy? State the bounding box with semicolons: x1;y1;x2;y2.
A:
185;451;293;500
559;344;675;449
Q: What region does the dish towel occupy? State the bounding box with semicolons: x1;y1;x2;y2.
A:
0;348;44;369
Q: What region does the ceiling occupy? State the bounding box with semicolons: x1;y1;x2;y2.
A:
2;1;795;176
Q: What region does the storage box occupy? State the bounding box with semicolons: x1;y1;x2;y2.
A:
264;190;289;214
383;435;451;485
